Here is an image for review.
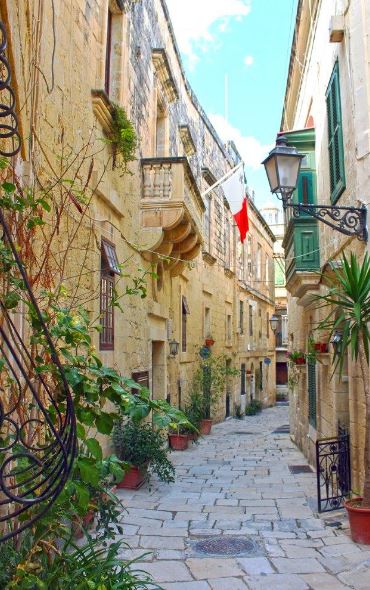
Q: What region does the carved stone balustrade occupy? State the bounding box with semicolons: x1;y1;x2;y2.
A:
141;157;204;276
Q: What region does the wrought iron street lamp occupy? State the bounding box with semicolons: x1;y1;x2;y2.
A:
262;136;368;241
169;339;179;357
269;314;279;333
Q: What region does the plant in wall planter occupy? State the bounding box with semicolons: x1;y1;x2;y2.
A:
314;252;370;544
287;350;306;365
109;103;138;174
112;420;175;489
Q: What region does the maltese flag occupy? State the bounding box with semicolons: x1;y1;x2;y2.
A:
222;164;249;243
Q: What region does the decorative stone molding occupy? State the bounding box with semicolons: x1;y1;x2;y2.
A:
140;157;203;275
91;89;114;136
152;49;179;103
286;271;321;300
179;125;196;156
202;251;217;265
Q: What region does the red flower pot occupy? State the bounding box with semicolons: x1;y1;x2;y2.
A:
295;357;306;365
168;434;189;451
116;464;147;490
320;342;329;353
345;498;370;544
205;339;215;347
199;419;212;435
314;343;322;351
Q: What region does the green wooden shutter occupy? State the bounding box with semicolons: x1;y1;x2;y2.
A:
308;360;317;428
326;62;346;203
297;170;315;205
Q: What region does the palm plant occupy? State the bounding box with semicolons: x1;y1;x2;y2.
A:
314;252;370;506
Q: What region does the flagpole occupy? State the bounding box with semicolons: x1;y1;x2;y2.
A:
201;161;244;198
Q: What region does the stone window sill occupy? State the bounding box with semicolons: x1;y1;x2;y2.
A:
91;89;114;136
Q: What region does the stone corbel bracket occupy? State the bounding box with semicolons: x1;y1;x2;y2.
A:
152;49;179;103
179;125;196;157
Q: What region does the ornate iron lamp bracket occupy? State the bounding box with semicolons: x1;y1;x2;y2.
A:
284;202;368;241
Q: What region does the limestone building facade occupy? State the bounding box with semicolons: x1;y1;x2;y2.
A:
281;0;370;490
1;0;276;424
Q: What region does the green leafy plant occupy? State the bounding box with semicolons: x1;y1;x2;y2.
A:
4;534;162;590
192;355;239;419
314;251;370;506
110;104;137;173
245;399;262;416
112;421;175;483
234;403;243;419
287;350;306;362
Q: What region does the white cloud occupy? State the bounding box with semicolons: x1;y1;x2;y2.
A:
209;113;273;170
244;55;254;67
166;0;252;67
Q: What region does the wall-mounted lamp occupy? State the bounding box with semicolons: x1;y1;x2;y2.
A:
269;314;279;333
330;330;343;353
169;339;179;357
262;136;367;241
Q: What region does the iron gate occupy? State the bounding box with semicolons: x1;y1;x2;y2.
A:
316;433;351;512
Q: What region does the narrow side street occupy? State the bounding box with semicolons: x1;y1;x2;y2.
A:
116;407;370;590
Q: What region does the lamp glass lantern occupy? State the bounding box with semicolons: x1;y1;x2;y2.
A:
269;314;279;333
262;136;304;202
169;339;179;357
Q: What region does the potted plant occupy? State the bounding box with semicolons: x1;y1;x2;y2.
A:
168;424;189;451
112;420;175;489
287;350;306;365
205;336;215;347
191;354;239;434
314;252;370;544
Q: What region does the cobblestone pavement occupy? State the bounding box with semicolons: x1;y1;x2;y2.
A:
116;406;370;590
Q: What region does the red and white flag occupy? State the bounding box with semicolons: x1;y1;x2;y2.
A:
221;164;249;243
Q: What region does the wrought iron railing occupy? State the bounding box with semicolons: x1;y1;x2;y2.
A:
0;19;76;542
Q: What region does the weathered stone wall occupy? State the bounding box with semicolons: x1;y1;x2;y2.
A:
3;0;276;432
282;0;370;488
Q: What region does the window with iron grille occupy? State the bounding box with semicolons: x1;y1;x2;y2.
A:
204;196;211;252
182;296;190;352
326;61;346;203
239;300;244;334
241;363;246;395
100;240;120;350
308;360;317;428
105;9;113;96
249;304;253;336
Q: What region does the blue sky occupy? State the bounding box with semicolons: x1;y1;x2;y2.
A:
166;0;298;208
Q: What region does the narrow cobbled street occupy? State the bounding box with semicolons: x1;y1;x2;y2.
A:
116;407;370;590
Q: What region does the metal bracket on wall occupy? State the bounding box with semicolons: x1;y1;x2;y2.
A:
284;202;368;241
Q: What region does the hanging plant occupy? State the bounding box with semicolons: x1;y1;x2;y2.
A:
110;103;138;173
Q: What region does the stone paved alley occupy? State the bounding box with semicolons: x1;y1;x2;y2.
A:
116;407;370;590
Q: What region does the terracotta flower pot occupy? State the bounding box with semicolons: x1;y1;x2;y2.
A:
200;419;212;435
116;464;147;490
168;433;189;451
295;357;306;365
345;498;370;544
205;339;215;347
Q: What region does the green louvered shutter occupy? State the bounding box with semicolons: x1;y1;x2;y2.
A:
308;360;317;428
326;62;346;203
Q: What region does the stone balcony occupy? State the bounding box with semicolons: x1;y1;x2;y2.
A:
140;157;204;276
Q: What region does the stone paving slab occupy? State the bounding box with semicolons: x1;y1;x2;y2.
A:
116;406;369;588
